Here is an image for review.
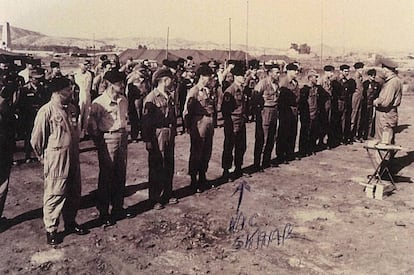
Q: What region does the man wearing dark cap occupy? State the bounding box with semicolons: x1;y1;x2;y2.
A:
46;61;62;80
126;69;150;142
298;69;325;156
351;62;365;142
373;58;402;144
92;59;112;100
177;69;195;134
337;64;356;144
88;70;132;225
319;65;340;148
185;56;195;70
276;62;300;163
31;77;87;245
252;63;280;171
142;69;178;210
361;69;380;139
221;62;248;180
0;72;17;230
182;65;215;192
18;67;51;163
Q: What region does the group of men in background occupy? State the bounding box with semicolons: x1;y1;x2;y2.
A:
0;53;402;245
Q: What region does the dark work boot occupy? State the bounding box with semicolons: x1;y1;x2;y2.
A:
46;231;60;245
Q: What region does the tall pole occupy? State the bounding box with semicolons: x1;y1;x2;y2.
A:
93;33;96;67
228;18;232;61
166;26;169;60
245;0;249;67
320;0;323;66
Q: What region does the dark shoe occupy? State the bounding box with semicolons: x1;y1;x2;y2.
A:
153;203;164;210
199;172;208;185
222;170;230;182
168;197;179;204
0;217;8;232
46;231;59;245
99;216;115;227
232;169;242;180
190;174;198;186
65;223;89;235
112;208;135;220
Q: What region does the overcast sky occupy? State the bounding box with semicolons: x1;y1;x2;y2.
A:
1;0;413;52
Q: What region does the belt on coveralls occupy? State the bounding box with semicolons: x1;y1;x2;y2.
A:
103;128;126;134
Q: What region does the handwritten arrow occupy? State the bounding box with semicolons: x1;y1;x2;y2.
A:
232;180;251;213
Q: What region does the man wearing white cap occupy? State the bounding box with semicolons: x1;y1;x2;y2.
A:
74;60;93;138
373;58;402;144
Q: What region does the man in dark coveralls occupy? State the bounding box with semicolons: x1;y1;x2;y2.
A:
183;65;214;192
337;64;356;144
361;69;380;140
276;63;300;163
298;69;324;156
0;72;17;230
142;69;178;210
221;62;248;181
19;68;50;162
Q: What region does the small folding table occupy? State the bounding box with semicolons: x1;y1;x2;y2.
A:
361;142;402;199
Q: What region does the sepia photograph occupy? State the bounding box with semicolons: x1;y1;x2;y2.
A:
1;0;413;273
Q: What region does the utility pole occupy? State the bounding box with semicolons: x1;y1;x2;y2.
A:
228;18;232;61
320;0;324;66
166;26;169;60
245;0;249;67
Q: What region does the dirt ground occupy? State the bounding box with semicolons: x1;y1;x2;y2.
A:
1;91;413;274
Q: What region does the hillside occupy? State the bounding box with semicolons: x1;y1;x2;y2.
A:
1;24;289;55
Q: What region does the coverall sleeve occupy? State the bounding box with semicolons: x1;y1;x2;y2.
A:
30;108;49;161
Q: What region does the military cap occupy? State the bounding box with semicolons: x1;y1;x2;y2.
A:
367;69;377;76
30;67;45;78
165;60;178;70
286;63;299;71
127;71;144;84
380;57;398;70
100;54;108;61
197;65;213;77
230;63;246;76
307;69;319;78
199;62;208;67
152;68;173;84
354;62;364;69
339;64;350;71
50;61;60;68
162;59;169;66
103;70;126;84
323;65;335;72
49;77;71;93
264;63;279;71
187;56;193;60
101;60;112;68
80;59;90;66
227;59;239;66
208;61;218;68
248;59;260;70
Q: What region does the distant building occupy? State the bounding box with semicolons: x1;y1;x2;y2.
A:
1;21;11;51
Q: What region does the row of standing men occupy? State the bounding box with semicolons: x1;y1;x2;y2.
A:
0;56;402;245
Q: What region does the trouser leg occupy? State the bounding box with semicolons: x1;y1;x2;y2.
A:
111;134;128;211
253;117;264;167
234;125;247;170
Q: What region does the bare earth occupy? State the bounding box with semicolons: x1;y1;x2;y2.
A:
1;94;413;275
